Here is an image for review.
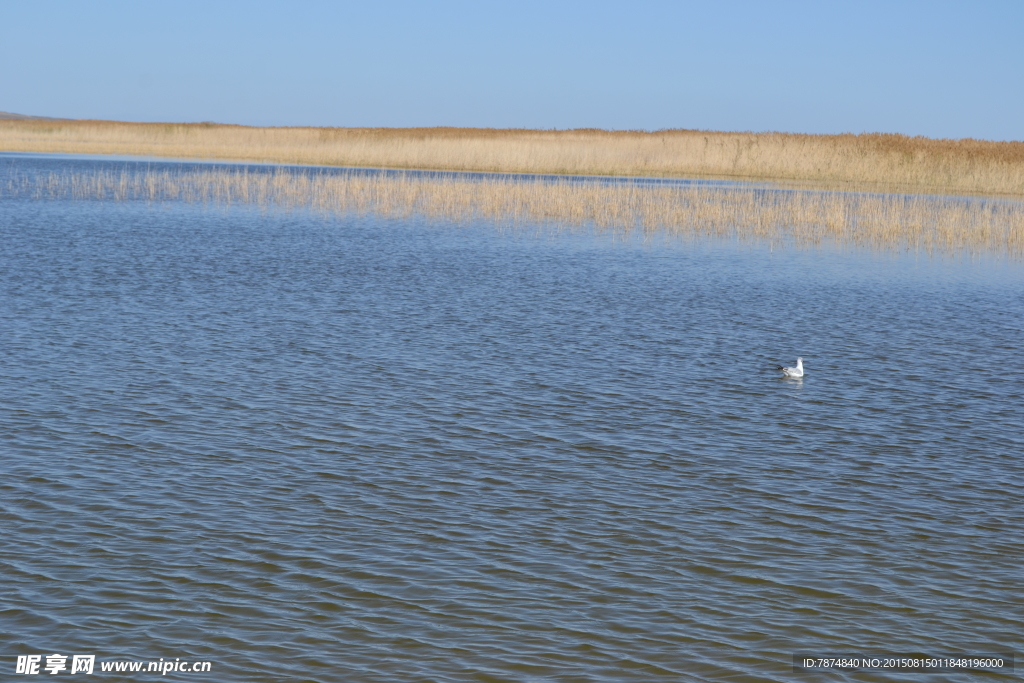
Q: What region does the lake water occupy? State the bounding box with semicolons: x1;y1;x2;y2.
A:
2;156;1022;681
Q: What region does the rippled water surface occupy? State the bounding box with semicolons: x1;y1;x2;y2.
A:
2;157;1023;681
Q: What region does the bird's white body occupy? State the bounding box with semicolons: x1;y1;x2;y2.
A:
778;357;804;378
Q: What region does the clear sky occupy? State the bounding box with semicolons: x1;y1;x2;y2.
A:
1;0;1021;140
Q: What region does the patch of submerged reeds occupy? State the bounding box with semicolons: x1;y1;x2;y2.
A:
6;167;1024;256
4;119;1024;197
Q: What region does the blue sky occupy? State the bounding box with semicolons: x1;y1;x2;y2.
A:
1;1;1021;140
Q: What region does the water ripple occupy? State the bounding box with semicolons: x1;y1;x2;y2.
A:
1;163;1023;680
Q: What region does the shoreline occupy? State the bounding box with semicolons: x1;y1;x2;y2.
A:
2;149;1017;204
3;119;1023;198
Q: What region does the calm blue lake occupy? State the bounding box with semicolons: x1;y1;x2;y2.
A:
2;155;1022;681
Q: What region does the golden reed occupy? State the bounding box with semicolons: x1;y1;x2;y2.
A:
7;167;1023;256
3;119;1024;196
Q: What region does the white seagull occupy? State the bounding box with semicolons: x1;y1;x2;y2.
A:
777;357;804;378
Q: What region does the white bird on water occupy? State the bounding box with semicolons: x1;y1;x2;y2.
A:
778;357;804;378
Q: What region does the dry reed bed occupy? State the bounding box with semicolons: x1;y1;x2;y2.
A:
7;167;1023;256
4;119;1024;196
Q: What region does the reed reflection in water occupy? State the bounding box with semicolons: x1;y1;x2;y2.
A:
7;165;1024;255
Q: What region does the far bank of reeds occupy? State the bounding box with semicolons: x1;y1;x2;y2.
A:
3;119;1024;197
6;167;1023;256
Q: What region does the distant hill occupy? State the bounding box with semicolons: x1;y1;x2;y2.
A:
0;111;65;120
